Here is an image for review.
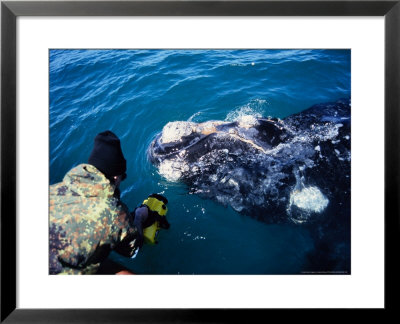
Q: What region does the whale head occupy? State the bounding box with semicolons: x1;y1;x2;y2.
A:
147;100;350;224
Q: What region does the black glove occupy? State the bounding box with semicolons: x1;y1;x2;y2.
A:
113;233;138;258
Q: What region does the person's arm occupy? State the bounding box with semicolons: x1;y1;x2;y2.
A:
113;206;149;257
132;206;149;243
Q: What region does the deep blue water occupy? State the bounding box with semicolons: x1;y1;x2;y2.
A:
49;49;351;274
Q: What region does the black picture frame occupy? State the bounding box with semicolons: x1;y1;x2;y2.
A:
1;0;399;322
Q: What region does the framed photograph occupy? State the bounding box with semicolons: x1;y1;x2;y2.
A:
1;0;399;321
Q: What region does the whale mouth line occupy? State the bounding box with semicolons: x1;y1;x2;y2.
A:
152;127;269;162
157;117;282;155
226;132;268;154
193;128;269;154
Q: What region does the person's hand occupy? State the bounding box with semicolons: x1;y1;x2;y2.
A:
113;232;138;258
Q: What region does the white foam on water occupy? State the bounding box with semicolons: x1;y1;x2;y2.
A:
304;123;343;143
187;111;202;122
289;186;329;214
237;114;259;129
286;168;329;223
225;99;266;123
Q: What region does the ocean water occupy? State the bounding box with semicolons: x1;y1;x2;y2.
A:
49;49;351;274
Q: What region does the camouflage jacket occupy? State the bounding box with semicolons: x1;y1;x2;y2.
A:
49;164;137;275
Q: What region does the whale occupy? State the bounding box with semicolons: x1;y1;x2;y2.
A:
148;99;351;227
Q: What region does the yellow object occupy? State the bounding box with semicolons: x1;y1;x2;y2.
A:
142;196;168;216
142;196;168;244
143;222;160;244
